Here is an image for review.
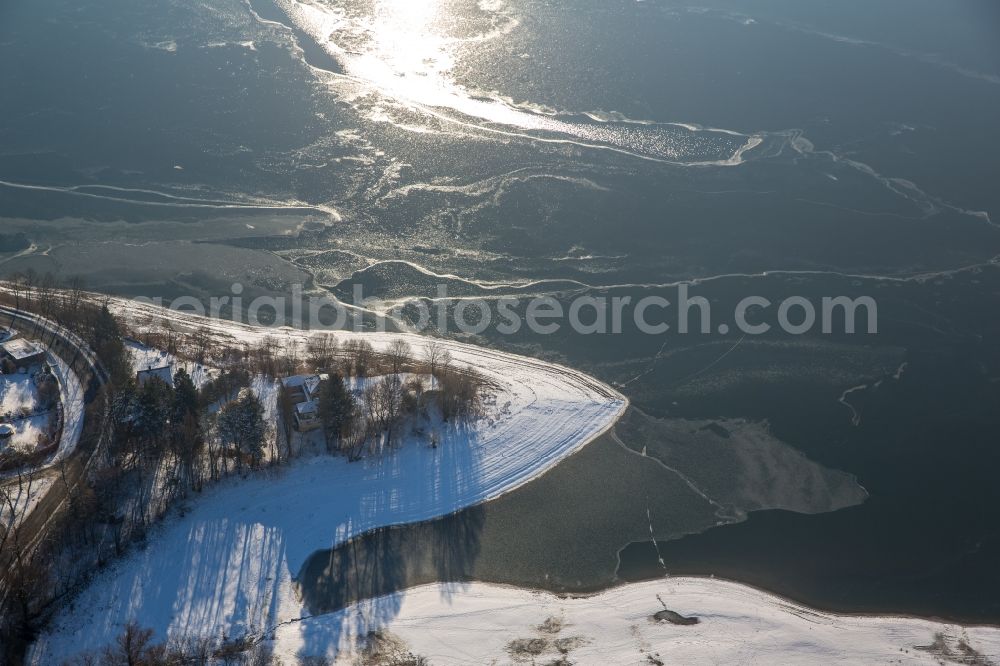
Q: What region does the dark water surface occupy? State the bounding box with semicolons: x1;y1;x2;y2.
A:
3;0;1000;621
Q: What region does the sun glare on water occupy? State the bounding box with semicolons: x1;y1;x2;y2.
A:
276;0;750;162
278;0;573;128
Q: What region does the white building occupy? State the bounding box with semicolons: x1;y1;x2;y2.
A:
281;374;328;432
1;337;47;370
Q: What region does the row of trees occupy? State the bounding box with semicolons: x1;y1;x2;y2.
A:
105;366;270;531
65;620;279;666
284;338;486;460
64;618;429;665
0;325;274;663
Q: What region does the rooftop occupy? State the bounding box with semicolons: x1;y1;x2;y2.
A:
1;338;46;361
295;401;319;417
137;366;174;386
282;374;328;402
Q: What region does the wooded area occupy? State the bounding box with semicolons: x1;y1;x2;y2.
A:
0;272;483;665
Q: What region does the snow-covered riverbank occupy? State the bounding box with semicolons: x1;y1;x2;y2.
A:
33;299;999;665
29;298;627;662
272;578;1000;665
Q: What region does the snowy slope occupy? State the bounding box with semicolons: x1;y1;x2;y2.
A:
126;340;215;388
29;298;627;662
49;351;85;462
272;579;1000;665
0;474;53;534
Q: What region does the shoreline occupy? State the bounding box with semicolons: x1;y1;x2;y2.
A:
292;509;1000;630
28;296;1000;664
30;296;627;663
268;578;1000;664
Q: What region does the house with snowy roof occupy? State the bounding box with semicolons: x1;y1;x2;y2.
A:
1;337;47;370
281;373;328;432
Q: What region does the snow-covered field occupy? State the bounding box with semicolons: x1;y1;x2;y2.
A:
126;340;215;388
30;298;627;662
271;578;1000;665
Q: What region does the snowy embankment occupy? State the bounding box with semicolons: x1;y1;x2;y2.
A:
272;579;1000;664
30;298;627;662
48;351;85;463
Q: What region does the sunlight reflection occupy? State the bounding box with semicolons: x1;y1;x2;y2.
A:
276;0;756;164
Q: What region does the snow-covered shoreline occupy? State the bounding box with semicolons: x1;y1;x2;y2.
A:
31;298;1000;664
30;298;627;662
270;578;1000;664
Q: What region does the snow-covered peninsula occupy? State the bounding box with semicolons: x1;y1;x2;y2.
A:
29;297;627;662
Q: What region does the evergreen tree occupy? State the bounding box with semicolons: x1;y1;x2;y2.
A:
91;304;130;385
172;368;198;421
171;368;203;491
218;390;267;470
135;377;172;449
318;373;355;451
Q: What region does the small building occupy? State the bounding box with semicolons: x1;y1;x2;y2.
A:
137;366;174;387
294;401;321;432
281;374;328;432
1;338;47;370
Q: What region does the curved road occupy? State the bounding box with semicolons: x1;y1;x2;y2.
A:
0;303;108;598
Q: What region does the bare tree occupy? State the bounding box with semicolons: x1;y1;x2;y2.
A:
438;366;484;423
192;326;213;364
0;462;33;555
361;375;404;456
386;339;411;376
307;333;338;371
8;272;25;310
36;272;57;316
421;341;453;399
67;275;87;315
0;454;49;658
344;339;375;378
103;620;165;665
21;268;39;309
424;340;446;386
